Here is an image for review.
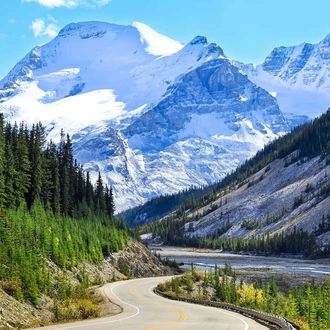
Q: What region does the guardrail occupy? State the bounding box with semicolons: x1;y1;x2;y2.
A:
154;289;298;330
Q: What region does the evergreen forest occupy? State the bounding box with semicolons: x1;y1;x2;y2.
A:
0;115;129;309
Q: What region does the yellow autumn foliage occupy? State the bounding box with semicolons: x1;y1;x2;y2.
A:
237;284;263;307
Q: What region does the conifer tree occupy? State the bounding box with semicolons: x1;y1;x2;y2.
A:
0;114;6;205
27;122;45;207
59;130;73;215
44;141;61;215
14;123;31;207
3;123;17;208
85;172;94;209
95;172;105;215
105;185;115;218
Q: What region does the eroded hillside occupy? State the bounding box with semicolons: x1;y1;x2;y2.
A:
184;152;330;245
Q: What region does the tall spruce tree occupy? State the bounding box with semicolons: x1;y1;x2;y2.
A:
0;114;5;206
95;172;105;215
105;184;115;220
85;172;94;209
59;130;74;215
27;122;45;208
3;123;17;208
14;123;31;207
44;141;61;215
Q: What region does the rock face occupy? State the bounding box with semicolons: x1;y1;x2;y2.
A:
0;20;296;212
112;239;172;278
121;59;289;206
0;288;53;329
235;33;330;121
260;35;330;88
183;153;330;246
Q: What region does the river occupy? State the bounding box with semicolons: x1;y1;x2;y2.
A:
153;246;330;277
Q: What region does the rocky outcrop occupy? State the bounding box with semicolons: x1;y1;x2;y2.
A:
125;58;287;147
233;32;330;125
0;288;53;329
240;32;330;91
112;239;172;278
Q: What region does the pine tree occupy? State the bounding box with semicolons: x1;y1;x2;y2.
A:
0;114;6;206
59;130;73;215
3;123;17;208
14;123;31;207
85;172;94;209
95;172;105;215
27;122;45;208
44;141;61;215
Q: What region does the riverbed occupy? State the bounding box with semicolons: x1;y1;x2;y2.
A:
154;246;330;281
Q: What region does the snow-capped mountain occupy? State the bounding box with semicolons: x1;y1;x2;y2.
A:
234;33;330;121
0;21;293;212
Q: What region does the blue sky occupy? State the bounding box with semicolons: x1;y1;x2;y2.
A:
1;0;330;80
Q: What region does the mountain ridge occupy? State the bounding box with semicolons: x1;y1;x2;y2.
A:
0;20;327;212
138;109;330;252
234;31;330;120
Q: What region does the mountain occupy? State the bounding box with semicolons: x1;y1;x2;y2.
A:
0;21;307;212
141;110;330;252
234;33;330;123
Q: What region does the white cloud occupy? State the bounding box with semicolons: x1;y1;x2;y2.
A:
22;0;111;8
30;18;60;38
92;0;111;6
0;33;7;39
44;23;60;37
23;0;81;8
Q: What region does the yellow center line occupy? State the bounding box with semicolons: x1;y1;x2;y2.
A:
129;281;187;330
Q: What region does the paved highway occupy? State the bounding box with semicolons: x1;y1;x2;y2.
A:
31;277;269;330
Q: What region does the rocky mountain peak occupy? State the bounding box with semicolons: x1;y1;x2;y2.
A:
190;36;208;45
0;20;304;212
319;31;330;46
57;21;110;38
236;31;330;122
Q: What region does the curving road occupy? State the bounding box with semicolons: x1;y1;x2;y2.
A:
31;277;269;330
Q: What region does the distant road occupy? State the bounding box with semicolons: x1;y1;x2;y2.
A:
31;277;268;330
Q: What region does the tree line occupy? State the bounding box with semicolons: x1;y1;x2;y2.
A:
144;214;328;257
0;115;116;218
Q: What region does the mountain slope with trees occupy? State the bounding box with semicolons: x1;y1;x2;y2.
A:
0;115;155;328
0;115;127;294
137;108;330;257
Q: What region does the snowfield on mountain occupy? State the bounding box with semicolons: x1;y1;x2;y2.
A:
1;21;328;212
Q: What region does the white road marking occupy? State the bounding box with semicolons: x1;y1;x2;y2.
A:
52;282;140;330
